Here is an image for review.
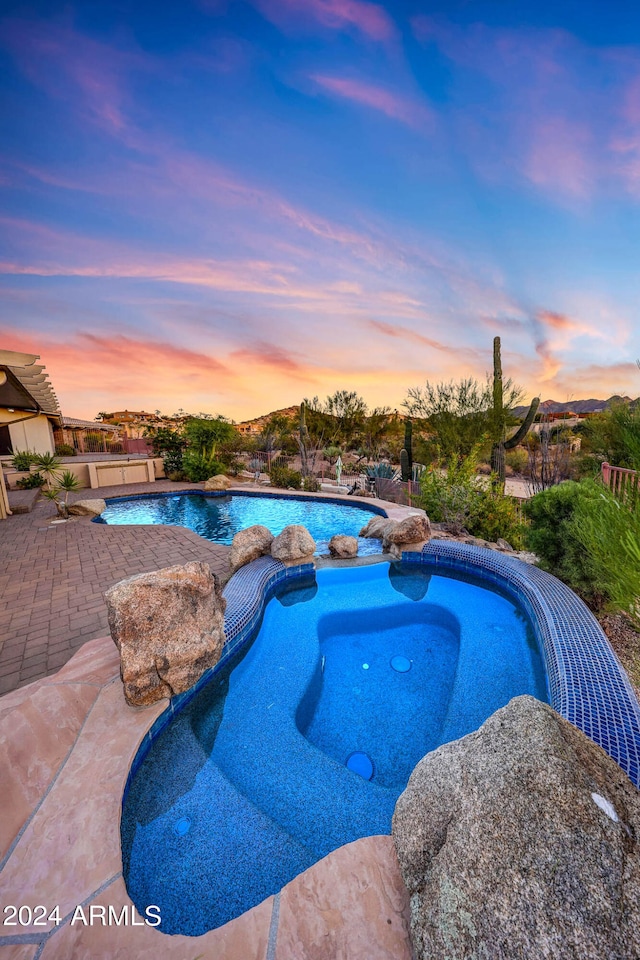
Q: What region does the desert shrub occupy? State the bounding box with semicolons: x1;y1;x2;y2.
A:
182;450;226;483
16;471;45;489
523;480;596;577
417;451;481;534
468;489;525;549
521;479;638;611
11;451;35;471
417;447;526;546
302;475;320;492
505;447;528;474
269;465;302;489
54;443;76;457
570;485;640;623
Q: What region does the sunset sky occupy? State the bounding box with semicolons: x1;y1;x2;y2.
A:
1;0;639;420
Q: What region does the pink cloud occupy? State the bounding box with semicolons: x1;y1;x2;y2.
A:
524;117;594;198
251;0;396;43
311;74;433;130
230;341;307;377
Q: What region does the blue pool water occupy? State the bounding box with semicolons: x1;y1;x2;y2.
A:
121;561;548;936
100;491;383;554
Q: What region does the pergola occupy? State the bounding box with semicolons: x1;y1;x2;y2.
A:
0;349;61;421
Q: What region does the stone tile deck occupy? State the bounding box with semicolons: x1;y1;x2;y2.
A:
0;481;230;695
0;637;412;959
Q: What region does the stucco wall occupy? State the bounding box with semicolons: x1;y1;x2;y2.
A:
1;412;55;455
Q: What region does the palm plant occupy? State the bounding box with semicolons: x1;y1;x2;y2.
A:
42;470;80;518
32;453;63;490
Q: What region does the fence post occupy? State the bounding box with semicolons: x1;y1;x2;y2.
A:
601;462;611;488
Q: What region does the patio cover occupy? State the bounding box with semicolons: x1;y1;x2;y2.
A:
0;349;61;422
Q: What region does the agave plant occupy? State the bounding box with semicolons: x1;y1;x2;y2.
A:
41;470;80;518
364;462;400;481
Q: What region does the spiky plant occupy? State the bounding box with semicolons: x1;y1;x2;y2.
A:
42;470;80;518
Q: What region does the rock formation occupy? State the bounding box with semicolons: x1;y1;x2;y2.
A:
384;514;431;558
392;695;640;960
105;561;226;707
328;534;358;558
204;474;231;490
271;524;316;566
229;524;274;574
68;499;106;517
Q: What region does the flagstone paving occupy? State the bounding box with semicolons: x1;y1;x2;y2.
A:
0;481;230;696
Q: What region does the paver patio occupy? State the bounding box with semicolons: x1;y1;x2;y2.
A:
0;481;230;695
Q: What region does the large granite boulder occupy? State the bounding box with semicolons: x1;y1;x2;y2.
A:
359;515;397;541
384;514;431;559
105;561;226;707
392;695;640;960
271;524;316;566
328;534;358;558
229;524;274;574
68;499;106;517
204;474;231;490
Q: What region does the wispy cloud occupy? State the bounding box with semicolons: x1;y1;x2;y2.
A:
250;0;397;43
411;17;640;202
0;18;150;141
311;74;433;130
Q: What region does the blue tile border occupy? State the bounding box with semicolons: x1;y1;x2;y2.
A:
123;539;640;803
407;540;640;786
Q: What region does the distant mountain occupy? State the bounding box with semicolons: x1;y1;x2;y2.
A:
512;396;637;417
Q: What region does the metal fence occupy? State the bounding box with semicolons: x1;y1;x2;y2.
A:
374;477;421;505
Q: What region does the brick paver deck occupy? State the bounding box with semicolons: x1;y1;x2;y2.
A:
0;481;230;695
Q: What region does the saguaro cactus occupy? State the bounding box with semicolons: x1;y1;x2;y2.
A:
400;418;413;482
298;401;309;477
490;337;540;485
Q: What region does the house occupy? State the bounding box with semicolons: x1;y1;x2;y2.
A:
0;349;61;456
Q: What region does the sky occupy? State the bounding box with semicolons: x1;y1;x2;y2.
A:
1;0;639;421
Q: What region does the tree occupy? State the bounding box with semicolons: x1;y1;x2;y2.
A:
183;417;236;454
581;402;640;471
404;378;496;463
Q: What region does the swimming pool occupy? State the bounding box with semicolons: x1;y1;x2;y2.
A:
122;560;548;935
99;490;385;553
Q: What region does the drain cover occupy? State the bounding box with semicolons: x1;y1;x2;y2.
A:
391;656;411;673
173;817;191;837
346;752;374;780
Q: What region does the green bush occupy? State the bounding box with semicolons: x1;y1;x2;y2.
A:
54;444;76;457
522;478;640;615
570;485;640;623
417;447;525;546
302;475;320;492
505;447;528;474
468;490;525;549
11;451;35;471
16;471;45;489
523;480;596;577
417;451;480;534
182;450;226;483
269;465;302;489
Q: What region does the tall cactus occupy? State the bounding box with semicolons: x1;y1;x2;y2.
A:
490;337;540;485
400;417;413;481
299;401;309;477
